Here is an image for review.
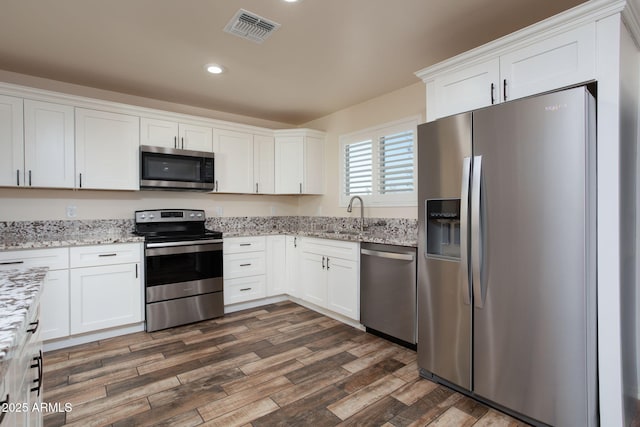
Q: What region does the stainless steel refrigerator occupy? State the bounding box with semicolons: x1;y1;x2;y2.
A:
417;85;598;426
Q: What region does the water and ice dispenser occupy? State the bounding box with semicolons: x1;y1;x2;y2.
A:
426;199;461;260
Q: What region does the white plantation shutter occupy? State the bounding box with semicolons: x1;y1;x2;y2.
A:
378;130;414;194
339;116;418;207
344;139;373;196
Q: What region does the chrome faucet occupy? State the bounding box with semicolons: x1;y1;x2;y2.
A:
347;195;365;232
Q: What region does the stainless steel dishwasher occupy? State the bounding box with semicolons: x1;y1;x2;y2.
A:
360;242;417;348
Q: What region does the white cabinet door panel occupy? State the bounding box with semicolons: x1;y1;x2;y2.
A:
213;129;253;193
40;269;70;341
70;263;142;334
300;251;326;307
254;135;275;194
180;124;213;152
0;95;24;187
75;108;139;190
303;136;324;194
24;100;75;188
140;118;178;148
500;22;596;102
433;58;500;119
284;235;301;297
274;136;303;194
326;257;359;320
266;235;286;296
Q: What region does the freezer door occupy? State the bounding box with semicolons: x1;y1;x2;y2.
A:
417;113;473;390
471;87;597;426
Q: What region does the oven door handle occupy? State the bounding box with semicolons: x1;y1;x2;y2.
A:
146;239;223;248
146;242;223;256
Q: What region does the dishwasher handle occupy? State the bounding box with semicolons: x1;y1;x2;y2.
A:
361;248;415;261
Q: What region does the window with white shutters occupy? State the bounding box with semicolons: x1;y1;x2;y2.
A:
340;116;418;207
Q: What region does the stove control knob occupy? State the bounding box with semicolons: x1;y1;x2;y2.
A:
149;214;155;219
197;213;203;218
140;214;146;220
189;213;195;218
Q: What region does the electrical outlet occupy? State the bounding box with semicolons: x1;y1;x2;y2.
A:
66;205;77;218
270;205;276;215
215;206;223;217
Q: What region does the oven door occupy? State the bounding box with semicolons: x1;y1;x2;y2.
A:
145;240;222;303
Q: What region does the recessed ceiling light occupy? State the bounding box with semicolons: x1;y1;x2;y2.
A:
205;64;224;74
283;0;300;2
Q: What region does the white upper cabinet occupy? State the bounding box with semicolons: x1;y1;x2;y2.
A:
253;134;275;194
499;23;595;102
0;95;24;187
274;129;325;194
213;129;254;193
75;108;140;190
419;21;596;121
140;117;212;151
23;100;75;188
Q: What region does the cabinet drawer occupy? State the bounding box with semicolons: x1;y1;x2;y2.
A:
224;275;266;305
224;252;266;279
301;237;359;261
224;236;266;254
0;247;69;271
70;243;141;268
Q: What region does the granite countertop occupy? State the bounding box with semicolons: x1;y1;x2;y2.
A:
0;231;145;251
0;267;47;381
223;229;417;247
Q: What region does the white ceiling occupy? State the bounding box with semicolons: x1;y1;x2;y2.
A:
0;0;586;125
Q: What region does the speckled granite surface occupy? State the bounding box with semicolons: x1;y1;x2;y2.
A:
0;219;143;250
0;267;46;381
0;215;417;249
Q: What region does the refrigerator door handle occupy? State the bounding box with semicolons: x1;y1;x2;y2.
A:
471;155;484;308
460;156;472;305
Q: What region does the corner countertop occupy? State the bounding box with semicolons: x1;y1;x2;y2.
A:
0;231;145;251
0;267;47;382
222;229;417;247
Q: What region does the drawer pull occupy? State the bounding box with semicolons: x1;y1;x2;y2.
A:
0;260;24;265
239;243;252;247
98;253;118;257
27;320;39;334
30;350;43;396
240;263;252;267
240;288;252;291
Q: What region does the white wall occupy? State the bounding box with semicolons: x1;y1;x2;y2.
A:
301;82;425;220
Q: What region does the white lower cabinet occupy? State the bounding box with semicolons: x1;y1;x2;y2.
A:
69;263;142;334
284;235;301;298
69;243;142;334
39;269;70;340
266;235;287;296
223;236;267;305
299;237;360;321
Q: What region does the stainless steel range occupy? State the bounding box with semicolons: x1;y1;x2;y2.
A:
135;209;223;332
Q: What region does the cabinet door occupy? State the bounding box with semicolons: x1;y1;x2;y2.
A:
23;100;75;188
253;135;275;194
70;263;142;334
266;235;287;296
499;22;595;102
179;124;213;152
300;251;326;307
213;129;254;193
284;235;300;297
432;58;500;120
326;257;359;320
140;117;178;148
0;95;24;187
40;269;70;341
75;108;140;190
303;136;324;194
274;136;303;194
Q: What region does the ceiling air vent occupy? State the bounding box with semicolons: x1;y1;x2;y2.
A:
224;9;281;44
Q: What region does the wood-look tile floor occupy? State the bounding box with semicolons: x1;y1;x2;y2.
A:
43;301;530;427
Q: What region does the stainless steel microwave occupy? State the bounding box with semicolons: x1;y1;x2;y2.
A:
140;146;214;191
